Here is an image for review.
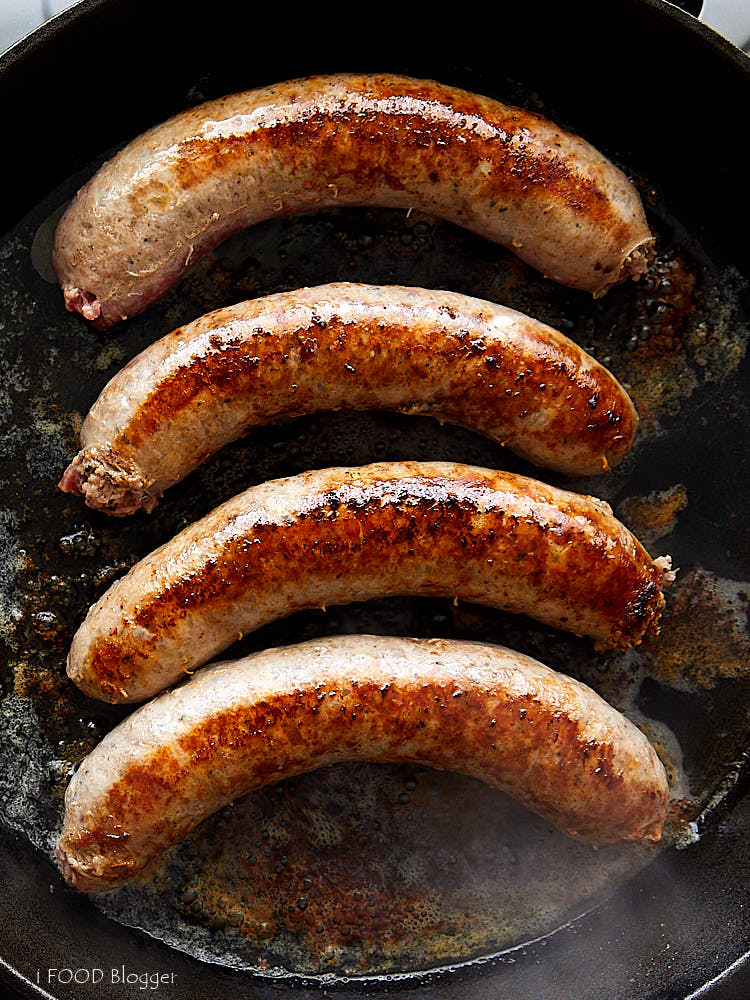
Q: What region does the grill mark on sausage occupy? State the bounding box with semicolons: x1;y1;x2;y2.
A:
119;311;626;453
164;80;619;230
76;685;624;853
58;637;670;890
60;287;639;516
79;469;666;701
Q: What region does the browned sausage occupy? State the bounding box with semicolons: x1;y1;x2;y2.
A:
66;462;673;704
57;635;669;892
58;283;638;515
52;74;653;329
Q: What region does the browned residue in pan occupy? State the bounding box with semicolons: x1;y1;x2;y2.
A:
642;567;750;690
132;764;661;976
619;485;688;548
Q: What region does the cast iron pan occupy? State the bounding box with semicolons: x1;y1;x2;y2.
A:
2;0;750;997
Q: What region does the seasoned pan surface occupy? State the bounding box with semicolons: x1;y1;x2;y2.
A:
1;1;750;994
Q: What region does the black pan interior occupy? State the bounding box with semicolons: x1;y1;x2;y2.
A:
1;1;750;997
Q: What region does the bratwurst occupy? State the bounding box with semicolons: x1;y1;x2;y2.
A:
67;462;673;703
57;635;669;892
53;73;653;329
59;283;638;515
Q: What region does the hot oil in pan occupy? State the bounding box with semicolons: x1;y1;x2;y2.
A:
1;121;749;979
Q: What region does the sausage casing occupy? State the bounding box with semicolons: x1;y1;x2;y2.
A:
66;462;672;703
59;283;638;515
52;74;653;328
57;635;669;892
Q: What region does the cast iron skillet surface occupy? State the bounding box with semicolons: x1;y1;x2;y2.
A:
2;1;750;997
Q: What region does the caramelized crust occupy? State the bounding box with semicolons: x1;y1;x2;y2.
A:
59;284;638;514
58;636;669;892
52;74;653;328
66;462;672;703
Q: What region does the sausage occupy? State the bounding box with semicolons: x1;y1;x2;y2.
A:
58;283;638;515
57;635;669;892
66;462;673;704
52;74;653;329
